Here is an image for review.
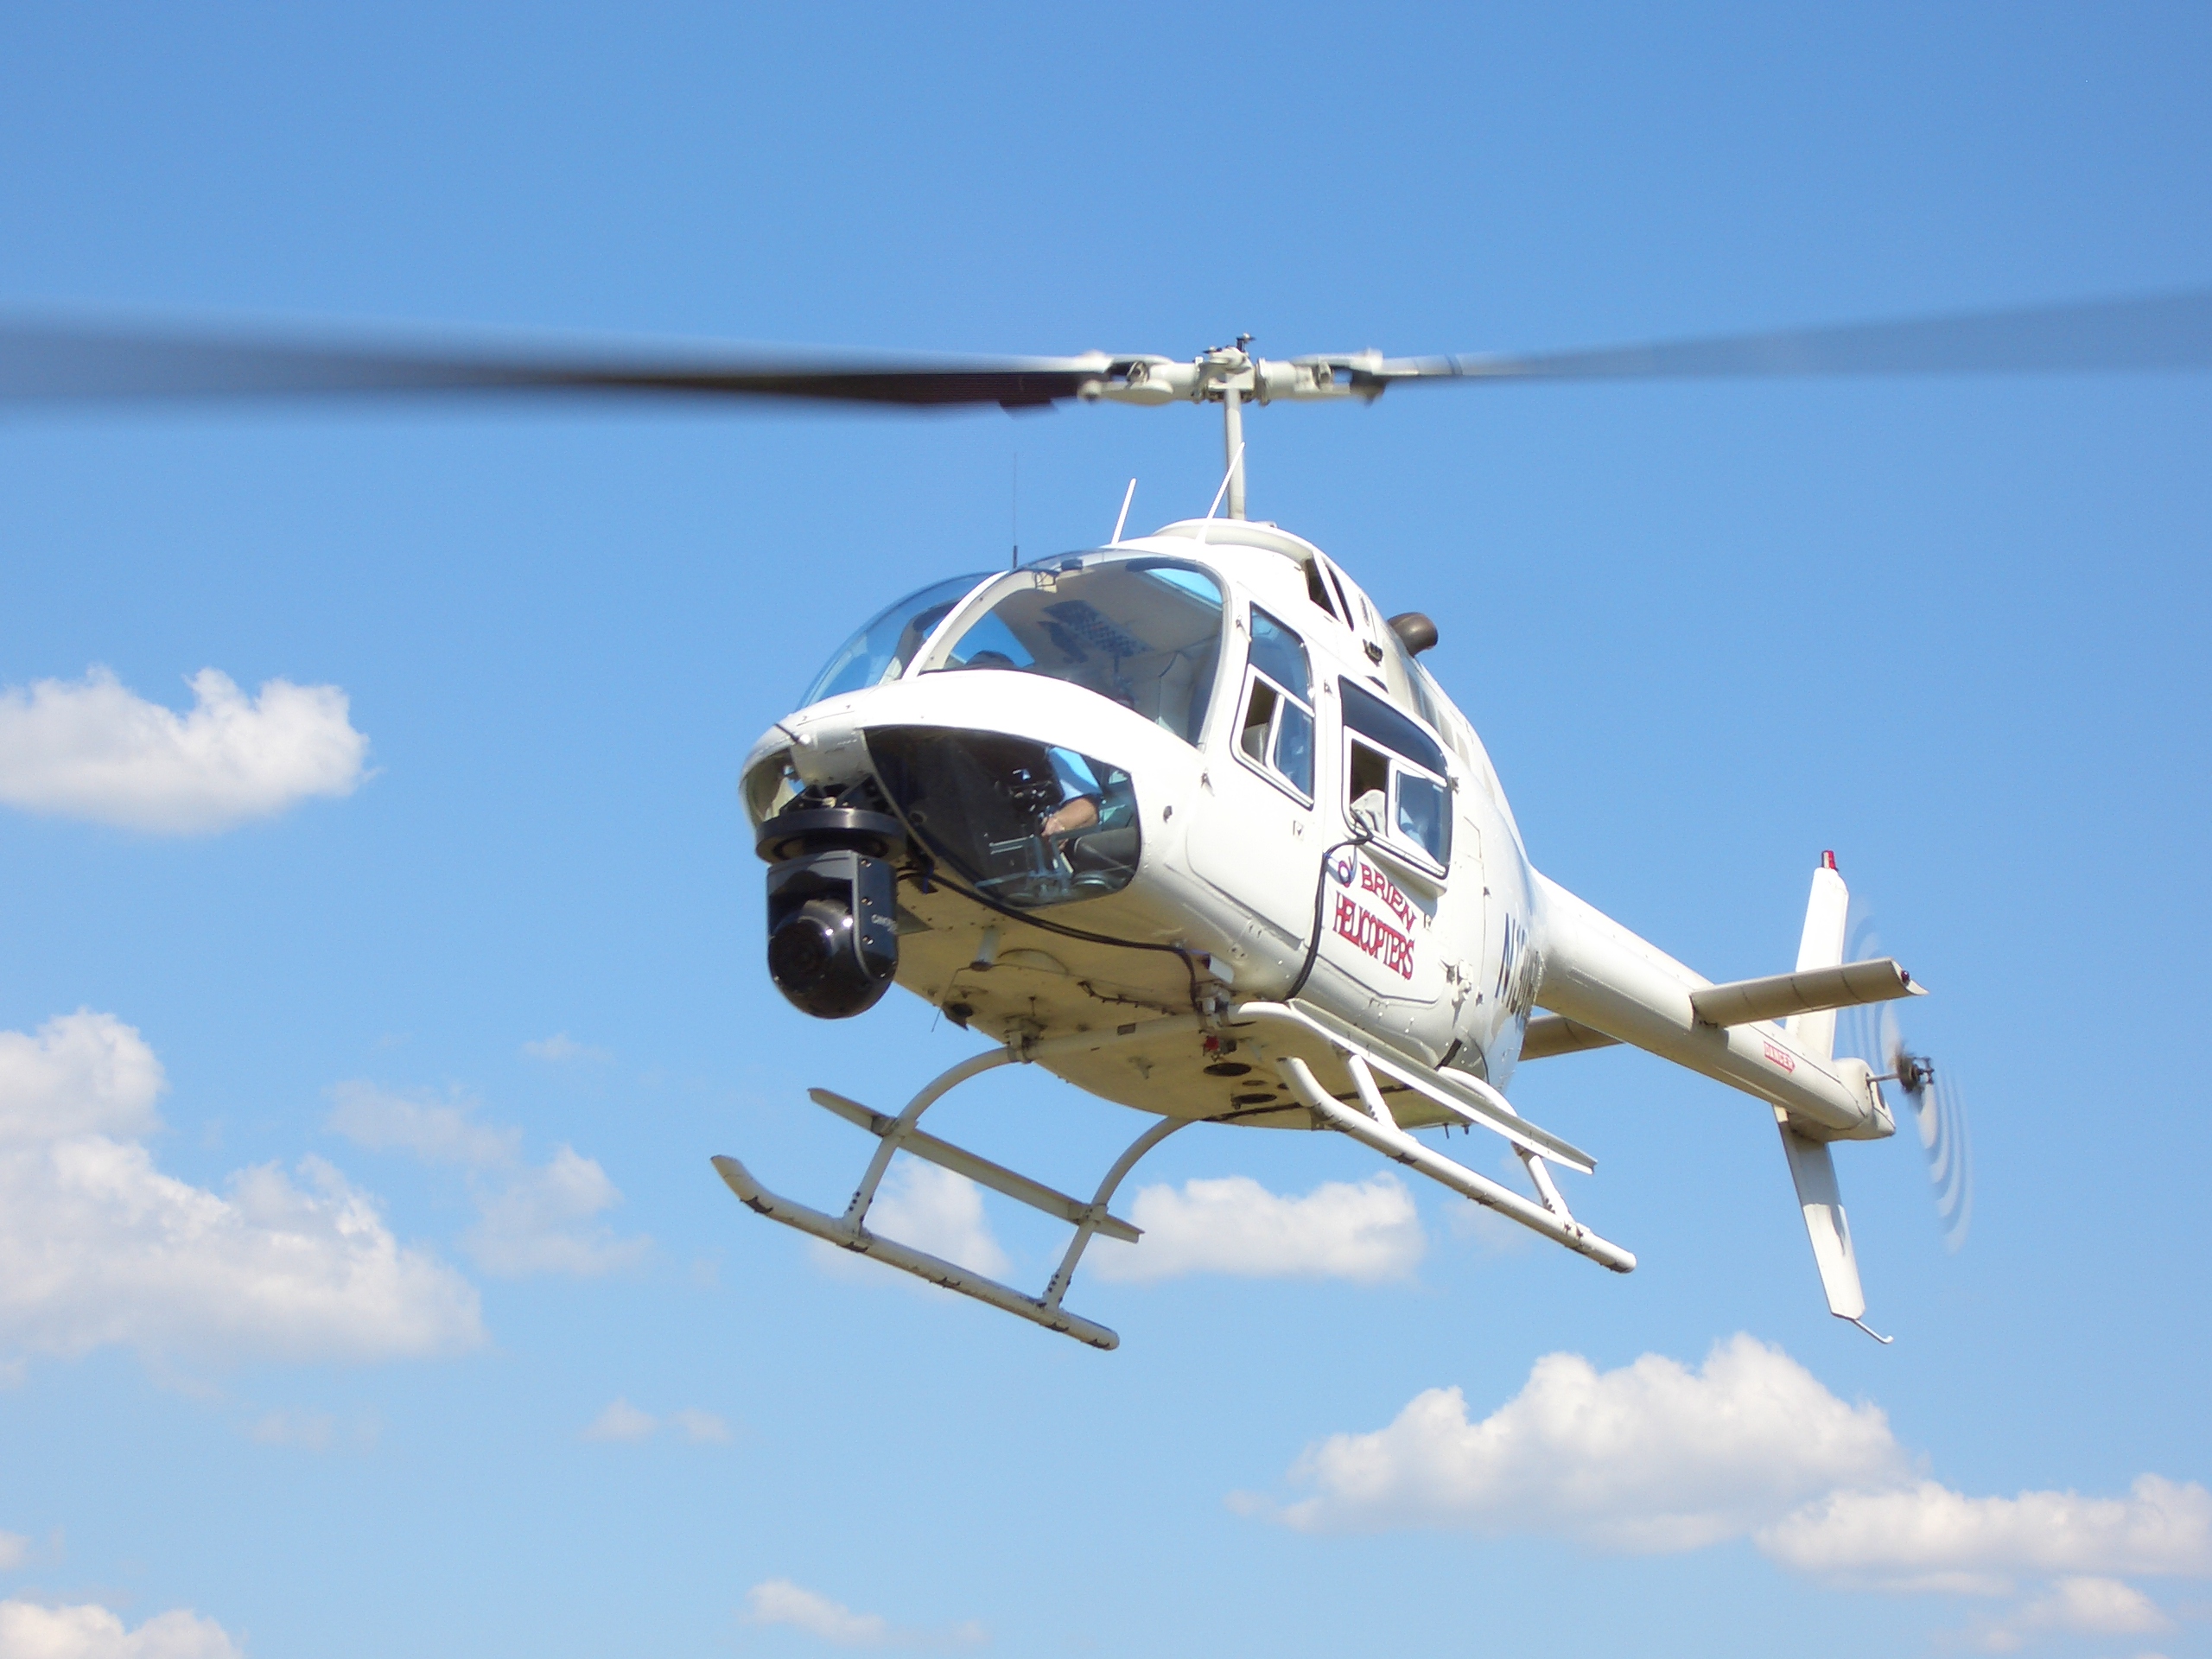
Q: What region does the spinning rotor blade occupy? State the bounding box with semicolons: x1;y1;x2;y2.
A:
0;318;1129;410
7;286;2208;419
1370;288;2212;386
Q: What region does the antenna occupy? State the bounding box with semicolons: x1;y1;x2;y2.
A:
1010;448;1019;569
1110;478;1136;543
1200;443;1245;547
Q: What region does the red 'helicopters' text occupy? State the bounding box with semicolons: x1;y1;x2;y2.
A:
1334;893;1415;979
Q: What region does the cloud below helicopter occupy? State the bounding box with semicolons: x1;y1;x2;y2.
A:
813;1165;1428;1291
323;1081;649;1278
1088;1172;1426;1284
0;664;369;834
1246;1333;2211;1633
0;1597;242;1659
0;1011;483;1367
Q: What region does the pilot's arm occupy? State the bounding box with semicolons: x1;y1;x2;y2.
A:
1040;748;1103;839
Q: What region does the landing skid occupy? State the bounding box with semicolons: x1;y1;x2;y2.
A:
713;1001;1634;1347
713;1049;1182;1350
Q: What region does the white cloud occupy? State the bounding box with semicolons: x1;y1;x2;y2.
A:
671;1408;731;1445
1257;1334;2212;1642
743;1580;888;1647
0;1534;25;1570
0;666;368;834
814;1162;1009;1283
326;1082;643;1281
464;1147;649;1277
520;1034;608;1065
580;1401;732;1446
0;1599;242;1659
0;1012;166;1145
324;1082;518;1169
582;1398;658;1442
1273;1334;1904;1550
2014;1575;2172;1636
1758;1475;2212;1592
575;1407;729;1451
1090;1173;1424;1283
740;1580;984;1649
0;1011;482;1365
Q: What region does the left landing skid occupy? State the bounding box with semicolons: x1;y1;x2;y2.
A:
712;1049;1183;1351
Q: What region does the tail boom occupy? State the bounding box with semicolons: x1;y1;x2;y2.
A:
1529;872;1891;1142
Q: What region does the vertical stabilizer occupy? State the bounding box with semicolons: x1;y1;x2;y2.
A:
1777;852;1887;1339
1778;1122;1866;1320
1785;851;1850;1064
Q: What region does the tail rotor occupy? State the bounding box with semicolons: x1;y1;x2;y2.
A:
1842;914;1974;1253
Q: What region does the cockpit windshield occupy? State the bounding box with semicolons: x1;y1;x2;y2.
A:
799;572;990;709
931;555;1225;746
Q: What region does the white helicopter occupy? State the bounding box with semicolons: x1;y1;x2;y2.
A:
7;291;2201;1346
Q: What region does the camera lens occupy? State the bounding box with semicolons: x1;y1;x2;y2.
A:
767;904;840;994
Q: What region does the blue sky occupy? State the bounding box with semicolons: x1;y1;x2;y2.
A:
2;4;2209;1656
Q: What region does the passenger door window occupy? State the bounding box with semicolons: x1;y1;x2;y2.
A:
1233;607;1315;799
1340;679;1452;870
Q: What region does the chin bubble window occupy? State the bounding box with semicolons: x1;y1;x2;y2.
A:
1234;605;1315;799
929;555;1224;746
1339;678;1452;871
868;728;1141;909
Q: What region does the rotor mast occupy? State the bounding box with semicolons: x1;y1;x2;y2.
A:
1205;337;1254;518
1221;383;1245;519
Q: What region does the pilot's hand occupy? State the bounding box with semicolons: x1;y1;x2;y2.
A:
1041;796;1100;838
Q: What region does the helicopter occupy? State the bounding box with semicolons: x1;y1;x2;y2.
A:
5;289;2204;1347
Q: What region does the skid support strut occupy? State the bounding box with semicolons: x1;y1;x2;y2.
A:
712;1048;1185;1350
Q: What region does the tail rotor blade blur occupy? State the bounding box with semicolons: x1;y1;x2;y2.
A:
1843;918;1973;1254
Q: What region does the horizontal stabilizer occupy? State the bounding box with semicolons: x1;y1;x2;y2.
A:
1694;957;1923;1029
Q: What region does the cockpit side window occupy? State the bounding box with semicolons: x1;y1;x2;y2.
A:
1340;677;1452;869
1234;606;1315;798
932;556;1225;747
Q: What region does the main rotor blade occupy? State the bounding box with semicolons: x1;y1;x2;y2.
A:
1379;288;2212;385
0;317;1122;410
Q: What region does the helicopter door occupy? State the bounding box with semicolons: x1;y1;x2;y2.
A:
1188;604;1319;952
1314;678;1454;1021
